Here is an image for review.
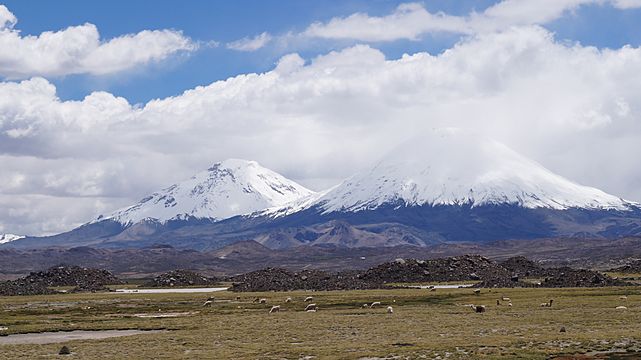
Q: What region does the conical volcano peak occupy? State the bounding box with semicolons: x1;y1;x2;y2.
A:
100;159;315;225
314;129;634;213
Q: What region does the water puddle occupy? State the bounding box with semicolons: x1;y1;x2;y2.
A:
552;351;641;359
0;329;165;345
132;311;196;318
410;284;473;289
113;287;228;294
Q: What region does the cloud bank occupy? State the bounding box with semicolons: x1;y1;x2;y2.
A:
2;25;641;235
0;5;197;79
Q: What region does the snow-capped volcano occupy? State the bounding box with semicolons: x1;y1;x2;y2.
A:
272;129;634;216
100;159;315;225
7;131;641;251
0;233;25;244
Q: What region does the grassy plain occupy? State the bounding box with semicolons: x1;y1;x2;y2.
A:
1;286;641;359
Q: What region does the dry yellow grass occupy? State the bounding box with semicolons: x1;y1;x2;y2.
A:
1;286;641;359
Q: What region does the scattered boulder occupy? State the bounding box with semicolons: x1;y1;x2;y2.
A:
143;270;219;287
58;346;71;355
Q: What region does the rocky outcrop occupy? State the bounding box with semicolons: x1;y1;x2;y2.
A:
0;278;57;296
25;265;122;288
359;255;510;284
608;259;641;273
229;268;384;292
231;254;630;291
539;267;629;288
500;256;549;277
0;265;122;296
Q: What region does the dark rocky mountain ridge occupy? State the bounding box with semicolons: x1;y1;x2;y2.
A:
4;236;641;279
5;203;641;252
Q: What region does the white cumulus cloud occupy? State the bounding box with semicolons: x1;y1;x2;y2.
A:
0;5;16;29
0;6;198;79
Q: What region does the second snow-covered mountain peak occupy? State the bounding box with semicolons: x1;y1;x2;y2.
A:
102;159;315;225
0;233;25;244
313;128;633;212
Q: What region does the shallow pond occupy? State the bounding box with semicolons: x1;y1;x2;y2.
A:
0;329;165;345
114;287;228;294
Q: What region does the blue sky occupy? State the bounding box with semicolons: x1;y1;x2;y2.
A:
3;0;641;235
3;0;640;104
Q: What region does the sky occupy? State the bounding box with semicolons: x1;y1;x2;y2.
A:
1;0;641;236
